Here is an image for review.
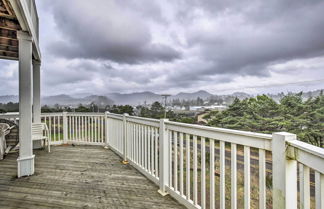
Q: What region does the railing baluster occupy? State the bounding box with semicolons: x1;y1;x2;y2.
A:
136;124;138;164
201;137;206;209
101;116;104;143
73;116;76;141
300;164;310;209
82;116;84;141
142;125;145;168
86;116;89;142
154;127;158;177
49;117;52;142
244;146;251;209
88;116;90;142
210;139;215;209
169;130;173;188
77;116;81;141
193;135;198;205
231;143;237;209
53;116;56;141
98;117;101;142
315;171;324;209
91;117;94;143
112;119;115;148
87;116;90;142
132;123;135;161
174;131;178;192
186;133;191;200
117;120;119;150
180;132;184;196
58;116;61;142
151;126;154;174
259;149;266;209
147;126;151;173
71;116;74;141
69;116;72;141
96;117;98;143
99;116;102;143
220;141;226;209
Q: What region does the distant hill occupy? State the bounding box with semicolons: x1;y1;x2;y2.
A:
107;90;214;105
42;94;114;107
0;95;18;103
83;95;114;107
231;92;251;100
107;91;162;105
172;90;213;100
1;89;322;106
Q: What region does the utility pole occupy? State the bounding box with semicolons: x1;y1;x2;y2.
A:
161;94;171;118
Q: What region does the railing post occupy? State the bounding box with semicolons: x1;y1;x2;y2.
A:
158;118;169;196
272;132;297;209
122;113;129;164
104;111;109;148
63;112;68;144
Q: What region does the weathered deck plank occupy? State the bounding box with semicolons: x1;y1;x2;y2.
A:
0;146;185;209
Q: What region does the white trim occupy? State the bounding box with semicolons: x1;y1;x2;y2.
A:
166;122;272;150
17;154;35;161
9;0;41;60
17;154;35;177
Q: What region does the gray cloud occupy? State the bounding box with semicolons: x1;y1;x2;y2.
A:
1;0;322;96
47;0;181;64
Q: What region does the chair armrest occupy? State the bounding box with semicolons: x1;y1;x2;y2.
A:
41;123;50;139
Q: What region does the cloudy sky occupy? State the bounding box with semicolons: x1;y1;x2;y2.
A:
1;0;324;96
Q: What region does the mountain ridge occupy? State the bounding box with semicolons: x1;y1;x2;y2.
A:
0;89;322;106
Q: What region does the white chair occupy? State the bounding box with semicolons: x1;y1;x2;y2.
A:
32;123;50;152
0;123;15;160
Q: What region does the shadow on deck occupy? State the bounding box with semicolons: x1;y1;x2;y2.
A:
0;146;185;209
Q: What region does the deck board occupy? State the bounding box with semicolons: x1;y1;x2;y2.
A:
0;146;185;209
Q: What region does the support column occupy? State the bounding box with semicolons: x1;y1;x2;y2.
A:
17;31;34;178
158;118;169;196
104;111;109;147
272;132;297;209
33;60;42;149
122;113;129;164
62;112;68;144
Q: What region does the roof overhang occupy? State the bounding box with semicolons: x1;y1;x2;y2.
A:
0;0;41;61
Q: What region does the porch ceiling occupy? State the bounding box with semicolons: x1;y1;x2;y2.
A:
0;0;20;60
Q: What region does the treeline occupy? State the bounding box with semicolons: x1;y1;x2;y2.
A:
204;92;324;147
0;102;19;113
138;102;195;123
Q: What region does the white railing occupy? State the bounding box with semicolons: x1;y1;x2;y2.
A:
0;112;106;145
286;140;324;209
1;112;324;209
41;112;106;145
107;113;160;184
162;120;272;209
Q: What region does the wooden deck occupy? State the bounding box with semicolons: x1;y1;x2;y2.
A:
0;146;185;209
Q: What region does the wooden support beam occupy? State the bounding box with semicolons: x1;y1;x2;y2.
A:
0;49;18;58
0;43;18;52
0;27;16;39
0;16;20;30
0;0;9;15
0;37;18;46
